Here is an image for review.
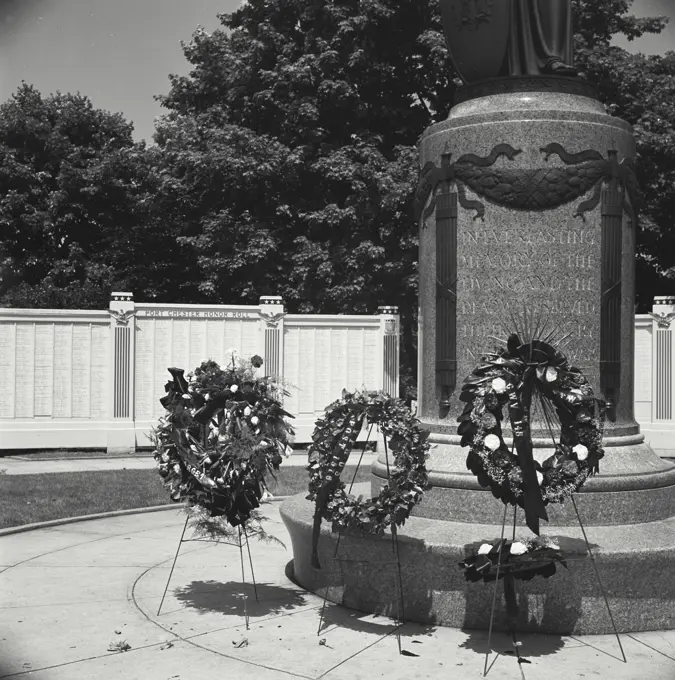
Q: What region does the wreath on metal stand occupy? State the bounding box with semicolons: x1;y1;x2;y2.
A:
150;351;295;624
306;389;430;654
456;324;626;668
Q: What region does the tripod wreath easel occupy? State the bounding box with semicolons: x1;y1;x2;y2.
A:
306;390;430;655
457;321;627;673
150;352;294;627
156;513;260;630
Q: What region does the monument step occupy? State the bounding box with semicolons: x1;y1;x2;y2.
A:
281;486;675;634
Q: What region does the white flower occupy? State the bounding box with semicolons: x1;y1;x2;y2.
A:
510;541;528;556
573;444;589;461
478;543;493;555
491;377;507;394
484;434;501;451
260;440;269;447
244;406;252;417
536;471;544;486
204;393;210;401
250;416;260;425
545;367;558;382
230;384;239;393
173;464;181;474
161;452;170;463
182;394;191;400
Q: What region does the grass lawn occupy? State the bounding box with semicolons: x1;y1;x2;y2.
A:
0;465;371;530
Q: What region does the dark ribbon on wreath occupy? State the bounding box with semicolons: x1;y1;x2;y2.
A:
459;334;605;536
311;409;366;569
159;367;190;410
161;368;264;527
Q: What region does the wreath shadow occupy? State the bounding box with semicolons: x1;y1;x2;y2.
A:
172;579;310;617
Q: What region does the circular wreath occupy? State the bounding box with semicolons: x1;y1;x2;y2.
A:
151;351;294;529
307;390;430;544
459;334;605;513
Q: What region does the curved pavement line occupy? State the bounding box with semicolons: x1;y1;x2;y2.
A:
0;498;289;537
0;518;183;576
129;545;315;680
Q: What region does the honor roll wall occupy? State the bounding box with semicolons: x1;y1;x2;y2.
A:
0;294;400;452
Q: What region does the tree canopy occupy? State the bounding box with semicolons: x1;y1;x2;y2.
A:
1;0;674;395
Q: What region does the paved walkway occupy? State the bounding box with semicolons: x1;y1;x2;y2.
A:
1;505;675;679
0;453;376;475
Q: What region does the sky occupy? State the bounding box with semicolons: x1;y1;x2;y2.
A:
1;0;674;144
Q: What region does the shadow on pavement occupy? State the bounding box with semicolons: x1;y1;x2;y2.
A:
173;580;310;617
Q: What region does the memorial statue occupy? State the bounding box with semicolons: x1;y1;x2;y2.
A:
441;0;577;83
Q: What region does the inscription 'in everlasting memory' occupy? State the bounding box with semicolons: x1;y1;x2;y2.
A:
457;226;599;366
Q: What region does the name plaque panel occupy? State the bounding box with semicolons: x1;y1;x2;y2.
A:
53;325;73;418
152;319;172;419
72;325;92;418
15;325;35;418
0;324;16;418
34;324;55;417
90;325;109;419
135;318;155;420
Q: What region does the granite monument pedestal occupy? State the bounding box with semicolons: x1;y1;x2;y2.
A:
281;79;675;634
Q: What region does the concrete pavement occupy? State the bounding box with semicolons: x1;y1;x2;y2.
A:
2;504;675;679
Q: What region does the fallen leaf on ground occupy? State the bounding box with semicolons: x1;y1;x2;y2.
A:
107;640;131;653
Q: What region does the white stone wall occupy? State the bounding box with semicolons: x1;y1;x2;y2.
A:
0;296;399;451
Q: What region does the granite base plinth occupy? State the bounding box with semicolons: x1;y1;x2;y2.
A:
372;435;675;526
281;487;675;635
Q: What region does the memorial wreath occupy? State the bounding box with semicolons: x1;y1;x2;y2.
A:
151;351;294;537
459;332;605;535
307;389;430;568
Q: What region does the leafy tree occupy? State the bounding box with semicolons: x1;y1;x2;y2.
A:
0;84;188;308
154;0;672;397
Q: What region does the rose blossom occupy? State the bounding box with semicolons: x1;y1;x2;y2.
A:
484;434;501;451
545;367;558;382
572;444;589;461
230;384;239;393
250;416;260;425
491;377;507;394
510;542;528;556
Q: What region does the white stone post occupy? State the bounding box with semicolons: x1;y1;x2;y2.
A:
258;295;285;380
650;296;675;432
107;292;136;454
378;305;400;398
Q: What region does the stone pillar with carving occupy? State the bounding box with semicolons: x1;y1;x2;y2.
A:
258;295;285;379
650;296;675;425
107;292;136;454
377;306;400;398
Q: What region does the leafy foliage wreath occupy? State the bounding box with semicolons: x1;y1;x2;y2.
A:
459;536;567;584
459;334;605;534
307;390;430;568
151;352;294;536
